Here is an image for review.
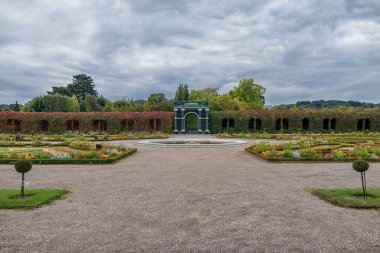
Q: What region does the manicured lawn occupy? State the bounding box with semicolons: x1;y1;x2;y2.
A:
312;188;380;209
0;189;68;209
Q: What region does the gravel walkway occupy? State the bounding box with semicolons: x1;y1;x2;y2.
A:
0;136;379;253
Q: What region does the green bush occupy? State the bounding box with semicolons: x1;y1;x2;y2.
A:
352;159;369;198
14;159;33;197
283;149;293;158
354;150;370;158
15;159;32;173
332;150;346;159
87;151;100;159
256;144;273;153
353;160;369;172
300;148;317;158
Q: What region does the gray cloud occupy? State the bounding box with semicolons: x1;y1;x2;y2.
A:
0;0;379;105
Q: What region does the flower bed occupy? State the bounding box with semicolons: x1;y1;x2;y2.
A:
0;132;169;144
246;137;380;162
0;142;137;164
219;132;380;142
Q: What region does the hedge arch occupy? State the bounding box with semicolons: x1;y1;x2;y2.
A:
127;119;135;131
92;120;107;132
302;118;309;130
66;120;79;131
357;119;370;131
248;118;262;131
323;118;337;131
120;120;127;131
39;120;49;131
222;118;228;129
275;118;289;131
6;119;21;132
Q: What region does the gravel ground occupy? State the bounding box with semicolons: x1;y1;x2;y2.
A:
0;136;380;253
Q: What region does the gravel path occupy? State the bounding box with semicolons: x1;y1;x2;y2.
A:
0;136;380;253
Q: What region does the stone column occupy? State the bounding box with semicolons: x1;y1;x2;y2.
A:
205;108;209;133
174;109;178;132
198;109;202;133
181;109;185;132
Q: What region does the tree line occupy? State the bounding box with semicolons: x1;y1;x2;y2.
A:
2;74;379;112
1;74;266;112
276;100;380;109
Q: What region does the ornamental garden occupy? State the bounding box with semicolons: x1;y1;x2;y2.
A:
0;77;379;211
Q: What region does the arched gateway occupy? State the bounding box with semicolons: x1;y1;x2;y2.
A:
174;101;209;133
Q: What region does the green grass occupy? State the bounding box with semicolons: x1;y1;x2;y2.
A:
312;188;380;209
0;189;68;209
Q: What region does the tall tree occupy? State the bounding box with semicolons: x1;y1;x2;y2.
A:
175;83;189;101
13;101;20;112
144;93;172;111
48;86;72;96
229;78;266;109
48;74;98;101
189;88;218;101
113;99;141;112
71;96;80;112
23;94;74;112
84;95;99;112
68;74;97;101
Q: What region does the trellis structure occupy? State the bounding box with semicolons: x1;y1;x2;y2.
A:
173;101;209;133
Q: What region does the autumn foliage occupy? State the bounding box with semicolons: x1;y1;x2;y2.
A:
0;111;173;134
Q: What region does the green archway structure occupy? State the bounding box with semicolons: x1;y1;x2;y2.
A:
174;101;209;133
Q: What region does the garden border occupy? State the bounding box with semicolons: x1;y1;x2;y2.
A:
0;148;137;165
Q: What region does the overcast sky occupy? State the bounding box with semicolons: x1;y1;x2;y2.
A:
0;0;379;105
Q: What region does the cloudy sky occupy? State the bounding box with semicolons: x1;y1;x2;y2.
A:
0;0;379;105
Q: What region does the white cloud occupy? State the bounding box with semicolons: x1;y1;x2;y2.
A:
0;0;379;104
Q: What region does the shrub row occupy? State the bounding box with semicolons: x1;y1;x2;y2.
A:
3;109;380;134
0;112;173;134
209;109;380;133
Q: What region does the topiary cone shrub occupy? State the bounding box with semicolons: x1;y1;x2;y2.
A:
14;159;33;198
352;159;369;198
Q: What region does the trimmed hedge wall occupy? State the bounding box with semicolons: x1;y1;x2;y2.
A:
2;109;380;134
0;112;173;134
209;109;380;133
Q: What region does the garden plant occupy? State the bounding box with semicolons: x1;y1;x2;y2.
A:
352;159;369;198
246;134;380;162
14;159;32;197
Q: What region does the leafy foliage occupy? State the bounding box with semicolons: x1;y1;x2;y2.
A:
175;83;189;101
15;159;32;174
229;78;266;108
279;100;380;109
0;111;173;133
144;93;173;111
49;74;97;101
352;159;369;172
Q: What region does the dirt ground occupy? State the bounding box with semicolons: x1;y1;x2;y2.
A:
0;136;380;253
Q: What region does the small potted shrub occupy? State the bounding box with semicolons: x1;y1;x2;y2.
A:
352;159;369;198
14;159;33;198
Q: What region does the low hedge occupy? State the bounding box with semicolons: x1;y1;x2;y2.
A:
0;148;137;164
245;147;380;163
